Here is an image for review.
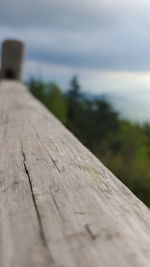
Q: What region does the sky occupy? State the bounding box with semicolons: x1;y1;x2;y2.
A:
1;0;150;121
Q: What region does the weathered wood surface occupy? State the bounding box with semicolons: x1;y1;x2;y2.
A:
1;80;150;267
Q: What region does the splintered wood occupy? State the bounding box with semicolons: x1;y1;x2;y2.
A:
0;81;150;267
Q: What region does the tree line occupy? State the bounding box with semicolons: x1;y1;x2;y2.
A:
28;76;150;206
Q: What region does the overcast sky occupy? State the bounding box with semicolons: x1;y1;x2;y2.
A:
1;0;150;120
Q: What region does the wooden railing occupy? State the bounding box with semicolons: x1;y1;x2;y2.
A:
1;80;150;267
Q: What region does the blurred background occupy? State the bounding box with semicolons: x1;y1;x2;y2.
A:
1;0;150;206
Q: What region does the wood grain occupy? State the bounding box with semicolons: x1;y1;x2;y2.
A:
1;80;150;267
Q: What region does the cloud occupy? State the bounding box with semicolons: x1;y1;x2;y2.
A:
1;0;150;90
1;21;150;71
0;0;117;30
0;0;150;31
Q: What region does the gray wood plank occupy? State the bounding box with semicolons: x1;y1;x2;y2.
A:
1;80;150;267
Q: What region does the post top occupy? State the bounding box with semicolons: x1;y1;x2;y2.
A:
0;39;25;80
2;39;24;47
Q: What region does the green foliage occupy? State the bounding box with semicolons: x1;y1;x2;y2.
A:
28;76;150;207
28;78;46;103
46;83;67;124
100;120;150;205
28;78;67;124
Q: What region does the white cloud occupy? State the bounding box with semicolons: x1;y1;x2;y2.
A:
1;0;150;72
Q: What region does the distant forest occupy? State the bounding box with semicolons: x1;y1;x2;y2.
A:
28;76;150;207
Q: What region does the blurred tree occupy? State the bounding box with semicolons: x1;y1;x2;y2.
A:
72;97;119;153
46;83;67;125
101;120;150;205
28;78;46;104
28;78;67;124
66;75;82;131
67;75;81;102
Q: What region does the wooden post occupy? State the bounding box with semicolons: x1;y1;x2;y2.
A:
0;80;150;267
0;39;24;80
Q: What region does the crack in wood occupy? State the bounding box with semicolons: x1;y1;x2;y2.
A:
20;141;54;264
85;224;98;240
